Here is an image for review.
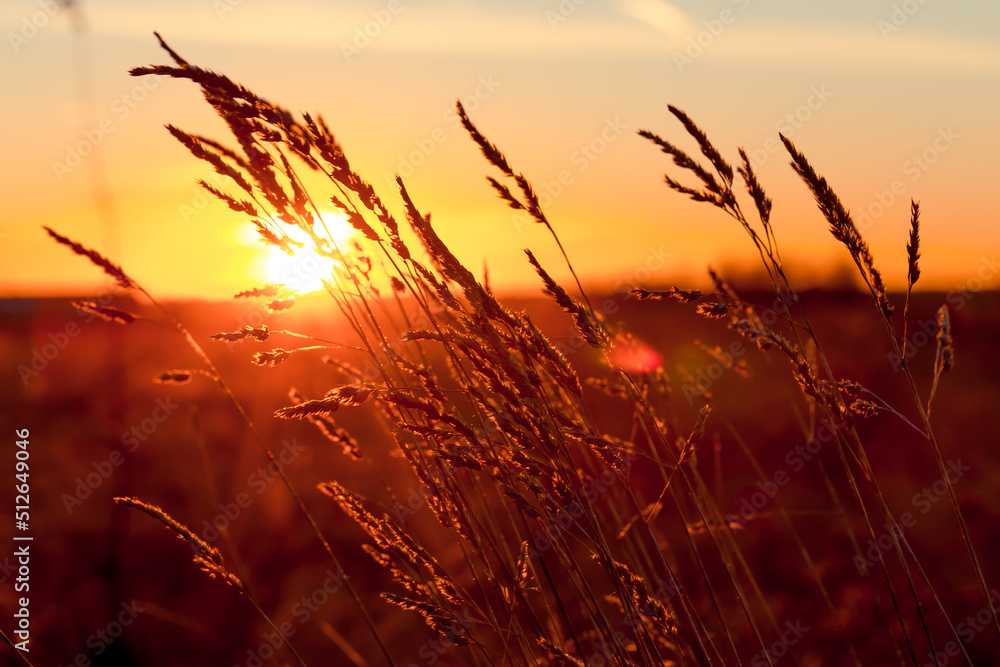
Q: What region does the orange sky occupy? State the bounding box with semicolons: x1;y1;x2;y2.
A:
2;0;998;300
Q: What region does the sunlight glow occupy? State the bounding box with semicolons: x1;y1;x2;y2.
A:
258;214;356;294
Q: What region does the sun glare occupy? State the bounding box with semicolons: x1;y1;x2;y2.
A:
254;214;357;294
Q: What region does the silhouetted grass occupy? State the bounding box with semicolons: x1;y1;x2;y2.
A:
34;34;999;666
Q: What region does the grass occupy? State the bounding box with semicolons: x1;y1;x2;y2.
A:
28;33;999;666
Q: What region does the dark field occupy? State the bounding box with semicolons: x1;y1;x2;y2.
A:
2;287;999;666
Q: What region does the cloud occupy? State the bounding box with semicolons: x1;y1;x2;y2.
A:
27;0;998;72
618;0;696;40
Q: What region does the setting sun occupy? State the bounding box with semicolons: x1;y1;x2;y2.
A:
254;213;356;294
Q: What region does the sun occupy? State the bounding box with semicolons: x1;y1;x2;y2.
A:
252;213;357;294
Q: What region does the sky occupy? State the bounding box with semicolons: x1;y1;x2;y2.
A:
2;0;998;300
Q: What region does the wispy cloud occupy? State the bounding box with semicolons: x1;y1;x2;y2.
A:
21;0;998;72
619;0;696;41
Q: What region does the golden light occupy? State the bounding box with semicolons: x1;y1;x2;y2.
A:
248;213;357;294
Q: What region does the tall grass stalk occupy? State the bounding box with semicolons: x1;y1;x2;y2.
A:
44;34;995;666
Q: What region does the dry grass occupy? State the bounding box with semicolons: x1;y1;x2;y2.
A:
36;34;998;666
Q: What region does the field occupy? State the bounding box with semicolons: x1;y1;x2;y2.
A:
3;285;999;665
4;32;1000;667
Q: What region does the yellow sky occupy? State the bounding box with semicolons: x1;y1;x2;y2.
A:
2;0;998;300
